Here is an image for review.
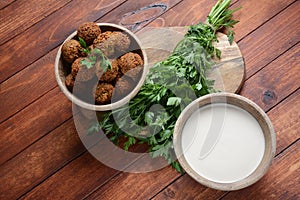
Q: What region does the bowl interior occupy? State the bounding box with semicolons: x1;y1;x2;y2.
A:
173;93;276;191
55;23;148;111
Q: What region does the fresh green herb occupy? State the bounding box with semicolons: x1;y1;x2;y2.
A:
90;0;240;173
80;48;112;70
78;37;90;54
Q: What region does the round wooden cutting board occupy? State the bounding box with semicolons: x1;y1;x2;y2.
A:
136;26;245;93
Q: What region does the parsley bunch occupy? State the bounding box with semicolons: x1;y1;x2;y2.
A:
90;0;240;173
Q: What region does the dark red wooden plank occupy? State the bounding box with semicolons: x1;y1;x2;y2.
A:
0;48;58;123
0;0;15;10
238;1;299;79
0;87;72;165
240;42;300;111
0;0;126;83
0;0;72;45
98;0;182;32
0;119;83;200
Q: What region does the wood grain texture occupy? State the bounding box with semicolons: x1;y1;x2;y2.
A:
240;42;300;111
222;140;300;200
239;1;300;79
269;89;300;154
0;0;72;45
20;151;118;200
99;0;182;32
146;0;295;43
0;0;15;9
0;87;72;166
153;174;225;200
0;47;58;123
231;0;295;42
19;136;149;200
0;119;83;200
0;0;126;83
86;165;179;200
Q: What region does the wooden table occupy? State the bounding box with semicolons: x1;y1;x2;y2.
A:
0;0;299;199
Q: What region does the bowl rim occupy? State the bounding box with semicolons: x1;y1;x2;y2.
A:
173;92;276;191
54;22;148;111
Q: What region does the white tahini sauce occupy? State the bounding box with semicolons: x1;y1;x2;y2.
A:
181;103;265;183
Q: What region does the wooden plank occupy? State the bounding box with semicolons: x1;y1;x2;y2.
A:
20;151;118;200
19;135;149;199
269;89;300;154
0;0;126;83
0;0;72;45
238;1;300;79
86;165;179;200
152;89;300;199
232;0;295;42
0;0;14;10
153;174;225;200
146;0;294;42
0;109;107;199
0;87;72;165
240;42;300;111
0;47;58;123
0;119;84;200
98;0;182;32
222;140;300;200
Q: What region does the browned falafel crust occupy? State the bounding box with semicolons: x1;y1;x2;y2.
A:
118;52;143;74
61;39;84;64
65;74;75;91
96;60;119;82
77;22;101;45
71;57;95;81
94;83;114;104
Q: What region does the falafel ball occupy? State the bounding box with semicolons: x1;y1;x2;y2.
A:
96;59;119;82
93;31;113;44
77;22;101;45
61;39;85;64
94;83;114;104
118;52;143;74
114;76;135;98
71;57;95;81
65;73;75;91
93;31;131;57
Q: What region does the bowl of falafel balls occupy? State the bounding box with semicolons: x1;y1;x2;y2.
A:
55;22;148;111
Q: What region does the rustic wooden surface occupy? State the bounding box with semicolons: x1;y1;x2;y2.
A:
0;0;299;199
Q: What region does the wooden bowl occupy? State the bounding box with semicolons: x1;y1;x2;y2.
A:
55;23;148;111
173;93;276;191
